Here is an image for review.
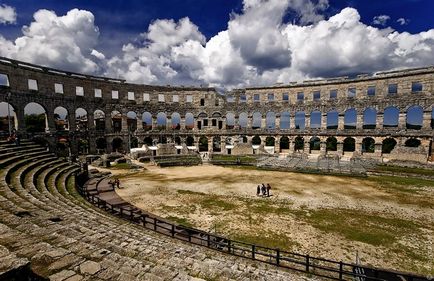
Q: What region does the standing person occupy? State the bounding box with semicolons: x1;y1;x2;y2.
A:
266;183;271;197
256;185;260;196
261;183;266;196
115;178;120;189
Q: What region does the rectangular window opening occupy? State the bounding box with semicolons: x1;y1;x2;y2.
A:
268;93;274;101
282;93;289;101
388;84;398;95
347;88;356;98
313;91;320;101
143;93;150;102
254;94;260;102
367;86;376;97
128;91;135;101
112;90;119;99
54;83;64;94
0;74;9;86
94;89;102;98
411;82;423;93
330;90;337;99
76;86;84;96
28;79;38;91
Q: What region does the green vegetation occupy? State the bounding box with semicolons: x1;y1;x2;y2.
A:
111;163;132;169
176;189;206;195
199;195;237;211
211;154;257;163
166;216;194;228
231;231;300;252
375;165;434;177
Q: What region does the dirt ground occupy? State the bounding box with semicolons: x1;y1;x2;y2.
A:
106;164;433;276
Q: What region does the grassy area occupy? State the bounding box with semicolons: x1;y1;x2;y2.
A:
110;163;132;169
368;175;434;190
166;215;195;228
199;195;237;211
375;165;434;177
231;231;300;251
212;154;257;163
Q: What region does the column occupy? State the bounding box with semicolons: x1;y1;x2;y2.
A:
338;114;345;130
320;141;327;155
305;114;310;129
398;112;406;129
220;138;226;154
105;110;112;133
321;113;327;130
355;114;362;130
423;110;432;129
304;140;310;154
68;110;76;132
290;113;295;130
275;116;280;130
289;140;295;153
16;108;26;132
374;142;382;156
87;112;94;131
337;142;344;156
376;112;383;129
121;113;128;132
274;137;280;154
136;113;143;133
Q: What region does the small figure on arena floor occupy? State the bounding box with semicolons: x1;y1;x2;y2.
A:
266;183;271;197
261;183;266;196
115;178;120;189
256;185;261;196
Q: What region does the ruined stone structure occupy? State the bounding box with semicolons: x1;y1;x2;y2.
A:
0;57;433;162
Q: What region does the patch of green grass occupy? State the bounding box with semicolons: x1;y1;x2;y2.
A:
176;189;206;196
165;216;195;228
199;195;237;211
111;163;132;169
375;165;434;177
368;175;434;190
212;154;257;163
231;231;300;251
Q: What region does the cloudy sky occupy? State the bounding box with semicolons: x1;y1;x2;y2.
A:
1;0;434;89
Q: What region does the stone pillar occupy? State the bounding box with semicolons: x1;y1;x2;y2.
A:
304;140;310;154
289;140;295;153
87;112;94;131
338;114;344;130
68;111;76;132
220;139;226;154
305;114;310;129
423;110;432;129
274;137;280;154
88;136;96;154
355;141;363;154
105;111;112;133
321;114;327;129
355;114;362;130
337;142;344;156
290;114;295;130
247;115;252;129
180;118;186;130
374;142;382;156
16;108;26;132
376;113;383;129
167;118;171;130
275;117;280;130
261;117;266;129
136;113;143;133
398;112;406;129
320;141;327;155
121;114;128;132
207;136;212;152
152;118;157;130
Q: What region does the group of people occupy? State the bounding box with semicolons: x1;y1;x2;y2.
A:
108;178;121;189
7;130;20;146
257;183;272;197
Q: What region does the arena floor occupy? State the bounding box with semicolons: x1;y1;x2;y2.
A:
104;164;433;276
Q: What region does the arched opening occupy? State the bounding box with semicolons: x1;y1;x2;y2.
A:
343;137;355;152
252;112;262;129
54;106;69;131
252;135;261;145
382;138;397;154
185;113;194;130
310;111;321;129
383;106;399;128
363;108;377;129
280;112;290;129
362;137;375;153
157;112;167;130
144;137;153;146
127;111;137;132
226;112;235;129
130;137;138;149
96;138;107;153
309;136;321;151
112;138;123;152
266;112;275;129
406;105;423;130
94;110;105;131
212;112;222;129
295;111;305;130
240;136;248;143
142;112;152;131
24;102;48;133
111;111;122;132
175;136;181;145
77;138;88;154
75;108;88;131
171;112;181;130
294;136;304;151
239;112;248;128
344;108;357;129
326;137;337;151
265;136;275;146
186;136;194;146
327;110;338;129
198;136;208;152
213;136;221;152
159;136;167;144
0;102;18;133
405;138;421;147
280;136;289;151
197;112;208;130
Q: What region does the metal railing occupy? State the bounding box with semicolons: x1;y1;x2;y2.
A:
76;179;430;281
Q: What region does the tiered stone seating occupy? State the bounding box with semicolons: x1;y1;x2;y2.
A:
0;141;307;280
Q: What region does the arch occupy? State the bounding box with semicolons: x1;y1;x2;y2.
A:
186;136;194;146
198;136;208;152
326;137;337;151
280;136;289;151
280;111;290;130
185;112;194;130
252;135;261;145
24;102;48;133
54;106;69;131
362;137;375;153
382;138;397;154
171;112;181;130
94;110;105;131
266;112;275;129
383;106;399;128
226;112;235;129
0;102;18;132
252;112;262;129
75;108;88;131
265;136;275;146
77;137;89;154
213;136;221;152
157;112;167;129
239;112;248;128
295;111;305;130
327;110;338;129
239;136;248;143
212;112;222;118
142;112;152;131
343;137;355;152
143;137;153;146
174;136;181;145
309;136;321;151
111;111;122;132
405;138;421;147
344;108;357;129
127;111;137;132
112;138;123;152
96;138;107;153
294;136;304;151
363;108;377;129
406;105;423;130
310;111;321;129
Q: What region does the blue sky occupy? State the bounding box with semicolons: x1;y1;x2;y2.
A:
1;0;434;88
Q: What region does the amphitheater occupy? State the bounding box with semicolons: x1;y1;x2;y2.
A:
0;56;433;281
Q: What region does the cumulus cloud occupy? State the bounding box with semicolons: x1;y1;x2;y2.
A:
0;8;102;73
372;15;391;26
0;4;16;24
397;18;410;26
1;1;434;89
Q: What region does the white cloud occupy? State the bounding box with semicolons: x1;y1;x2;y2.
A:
0;8;102;73
372;15;391;26
91;49;106;60
0;4;16;24
397;18;410;26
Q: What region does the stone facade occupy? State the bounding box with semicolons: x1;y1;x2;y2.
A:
0;57;433;162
